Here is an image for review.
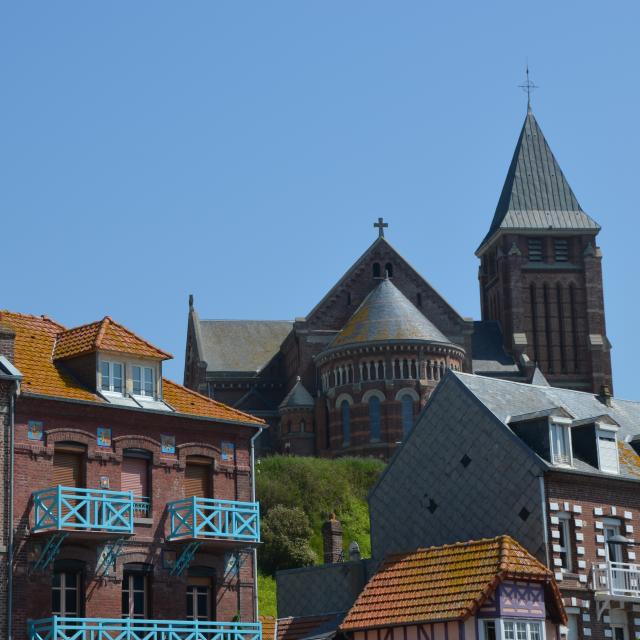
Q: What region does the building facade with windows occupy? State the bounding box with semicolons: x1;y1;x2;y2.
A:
184;107;612;459
0;311;264;640
367;371;640;640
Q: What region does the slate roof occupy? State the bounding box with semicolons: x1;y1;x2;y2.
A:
0;311;264;426
339;535;564;631
478;109;600;253
197;320;293;373
328;278;453;351
280;377;315;409
453;372;640;480
471;321;519;375
54;316;172;361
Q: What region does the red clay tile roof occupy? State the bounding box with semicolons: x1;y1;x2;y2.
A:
260;616;277;640
53;316;172;361
339;535;565;631
277;615;336;640
0;311;264;426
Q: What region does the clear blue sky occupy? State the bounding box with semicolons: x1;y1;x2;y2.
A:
2;2;639;398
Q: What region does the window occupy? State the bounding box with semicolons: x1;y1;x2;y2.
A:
554;238;569;262
503;620;542;640
101;360;123;394
132;366;154;397
341;400;350;446
401;395;414;437
528;238;543;262
122;453;150;518
300;420;305;433
384;262;393;277
483;621;497;640
558;516;573;571
550;421;572;465
122;573;148;619
597;429;620;474
187;576;213;621
605;523;623;563
369;396;381;442
52;571;81;617
613;627;626;640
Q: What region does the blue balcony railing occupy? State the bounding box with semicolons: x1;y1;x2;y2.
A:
167;497;260;543
28;617;262;640
32;486;134;534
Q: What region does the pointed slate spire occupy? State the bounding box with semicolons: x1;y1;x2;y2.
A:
477;110;600;253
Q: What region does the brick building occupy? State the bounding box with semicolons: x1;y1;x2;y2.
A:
366;371;640;640
0;311;264;640
184;107;613;458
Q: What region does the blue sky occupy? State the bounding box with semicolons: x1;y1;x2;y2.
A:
2;2;639;398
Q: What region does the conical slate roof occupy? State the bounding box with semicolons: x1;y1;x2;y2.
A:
279;376;315;409
329;278;451;350
478;109;600;253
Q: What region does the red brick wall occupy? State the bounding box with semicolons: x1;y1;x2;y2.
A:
545;472;640;639
10;396;258;639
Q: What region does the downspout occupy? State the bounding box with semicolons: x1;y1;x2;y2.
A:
250;427;263;622
7;379;18;640
539;475;550;568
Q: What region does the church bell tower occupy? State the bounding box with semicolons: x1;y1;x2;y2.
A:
476;107;613;393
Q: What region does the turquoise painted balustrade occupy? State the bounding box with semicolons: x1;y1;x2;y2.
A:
28;617;262;640
32;486;134;534
167;497;260;543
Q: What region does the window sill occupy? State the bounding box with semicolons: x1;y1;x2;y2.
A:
134;517;153;526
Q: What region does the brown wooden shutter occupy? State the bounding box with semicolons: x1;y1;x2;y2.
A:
184;463;209;498
53;451;83;487
121;458;148;497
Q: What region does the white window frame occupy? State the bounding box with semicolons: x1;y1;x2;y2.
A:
480;619;545;640
596;422;620;475
100;360;124;395
549;417;573;467
557;514;573;572
132;365;155;398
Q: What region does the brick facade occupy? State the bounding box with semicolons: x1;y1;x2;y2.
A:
9;395;258;639
478;233;612;394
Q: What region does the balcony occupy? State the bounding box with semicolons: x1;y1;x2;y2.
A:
167;497;260;543
32;486;134;535
593;561;640;599
28;617;262;640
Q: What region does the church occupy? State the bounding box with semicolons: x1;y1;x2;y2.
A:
184;106;613;459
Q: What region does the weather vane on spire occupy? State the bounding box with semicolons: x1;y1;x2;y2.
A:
518;65;538;110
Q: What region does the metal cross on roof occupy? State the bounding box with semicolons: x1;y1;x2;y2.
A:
374;217;389;238
518;65;538;109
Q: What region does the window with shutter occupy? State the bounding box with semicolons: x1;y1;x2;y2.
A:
121;458;148;496
598;430;619;474
53;449;84;488
185;462;210;499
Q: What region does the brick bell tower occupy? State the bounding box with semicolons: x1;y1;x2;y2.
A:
476;106;613;393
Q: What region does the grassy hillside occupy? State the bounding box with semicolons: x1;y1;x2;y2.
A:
256;455;386;617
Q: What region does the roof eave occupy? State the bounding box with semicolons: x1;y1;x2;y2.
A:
318;338;465;362
19;391;265;430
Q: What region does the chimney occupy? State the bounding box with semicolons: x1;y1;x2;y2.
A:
322;514;343;564
0;324;16;363
598;384;613;407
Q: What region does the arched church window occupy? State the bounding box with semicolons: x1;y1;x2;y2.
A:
384;262;393;277
373;263;381;278
401;395;414;437
369;396;381;442
341;401;350;446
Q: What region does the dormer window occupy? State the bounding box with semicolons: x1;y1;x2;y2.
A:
132;366;154;398
597;426;619;474
550;419;572;466
101;361;123;394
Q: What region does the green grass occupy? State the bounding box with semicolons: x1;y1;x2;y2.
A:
256;454;385;570
257;572;277;618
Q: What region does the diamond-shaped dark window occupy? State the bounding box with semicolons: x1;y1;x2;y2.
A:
460;454;471;468
519;507;531;521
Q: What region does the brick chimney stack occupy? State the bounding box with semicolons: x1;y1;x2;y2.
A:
322;513;343;564
0;324;16;363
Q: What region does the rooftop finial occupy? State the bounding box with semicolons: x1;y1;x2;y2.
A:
374;217;388;238
518;64;538;111
188;294;194;310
